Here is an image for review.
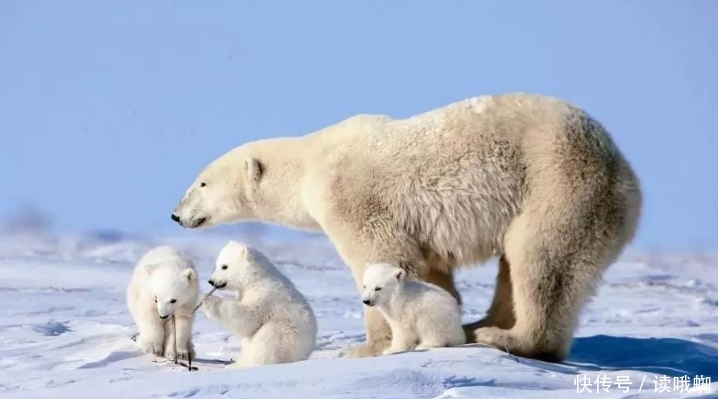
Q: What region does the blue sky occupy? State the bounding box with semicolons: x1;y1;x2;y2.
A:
0;1;716;250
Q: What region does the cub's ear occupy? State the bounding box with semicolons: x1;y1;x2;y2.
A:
395;268;406;281
181;268;196;282
238;245;253;261
143;263;160;275
246;157;264;182
228;240;252;260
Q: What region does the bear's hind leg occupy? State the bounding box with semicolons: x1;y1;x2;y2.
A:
241;321;304;365
415;304;466;350
420;257;462;305
473;211;622;362
415;330;457;350
463;255;515;341
418;259;467;348
382;326;418;355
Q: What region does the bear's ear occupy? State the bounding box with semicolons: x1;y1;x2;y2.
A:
181;268;196;282
395;268;406;281
245;157;264;182
144;263;160;275
238;245;252;261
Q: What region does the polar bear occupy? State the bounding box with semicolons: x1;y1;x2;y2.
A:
200;240;318;368
362;262;465;355
171;92;642;362
127;246;200;361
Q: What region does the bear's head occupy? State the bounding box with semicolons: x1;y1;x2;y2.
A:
207;240;264;292
171;145;265;229
147;263;198;319
361;263;406;307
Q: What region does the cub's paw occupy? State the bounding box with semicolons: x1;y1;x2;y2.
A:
338;344;381;359
165;344;196;361
138;337;165;358
381;347;405;356
228;359;252;369
415;342;443;351
200;295;221;318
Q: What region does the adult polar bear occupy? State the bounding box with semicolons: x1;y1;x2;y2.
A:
171;92;642;362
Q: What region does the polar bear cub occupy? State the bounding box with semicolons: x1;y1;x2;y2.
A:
201;240;318;368
362;263;465;355
127;246;200;361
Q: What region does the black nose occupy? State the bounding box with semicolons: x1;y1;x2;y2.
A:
362;299;371;305
159;315;169;320
208;280;215;286
171;214;180;222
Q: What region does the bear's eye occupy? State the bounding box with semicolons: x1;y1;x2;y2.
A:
154;296;157;303
363;285;366;289
375;287;381;291
221;264;228;270
200;182;206;187
170;299;177;304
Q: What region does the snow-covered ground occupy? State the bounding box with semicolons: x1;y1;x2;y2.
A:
0;230;716;399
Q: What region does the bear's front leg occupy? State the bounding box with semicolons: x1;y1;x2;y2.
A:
200;294;222;320
201;295;262;338
136;307;166;358
163;313;196;361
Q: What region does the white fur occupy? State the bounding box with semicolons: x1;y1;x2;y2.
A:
126;246;199;361
201;241;318;368
362;263;465;355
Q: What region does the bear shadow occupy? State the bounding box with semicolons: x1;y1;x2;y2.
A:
565;334;718;380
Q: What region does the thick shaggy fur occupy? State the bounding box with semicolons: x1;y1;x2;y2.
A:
362;263;465;354
172;92;642;362
127;246;200;361
201;241;318;368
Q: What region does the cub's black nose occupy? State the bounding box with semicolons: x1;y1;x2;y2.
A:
208;280;215;286
362;299;371;305
171;214;180;222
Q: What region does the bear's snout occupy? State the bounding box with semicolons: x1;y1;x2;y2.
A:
171;213;180;223
209;279;227;288
362;299;373;306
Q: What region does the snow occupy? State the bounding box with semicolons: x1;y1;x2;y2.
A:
1;231;716;399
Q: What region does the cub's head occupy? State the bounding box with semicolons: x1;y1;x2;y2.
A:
208;240;262;291
361;263;406;307
171;145;265;229
147;263;198;319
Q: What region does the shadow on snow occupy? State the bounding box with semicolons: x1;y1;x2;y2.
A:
567;334;718;380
